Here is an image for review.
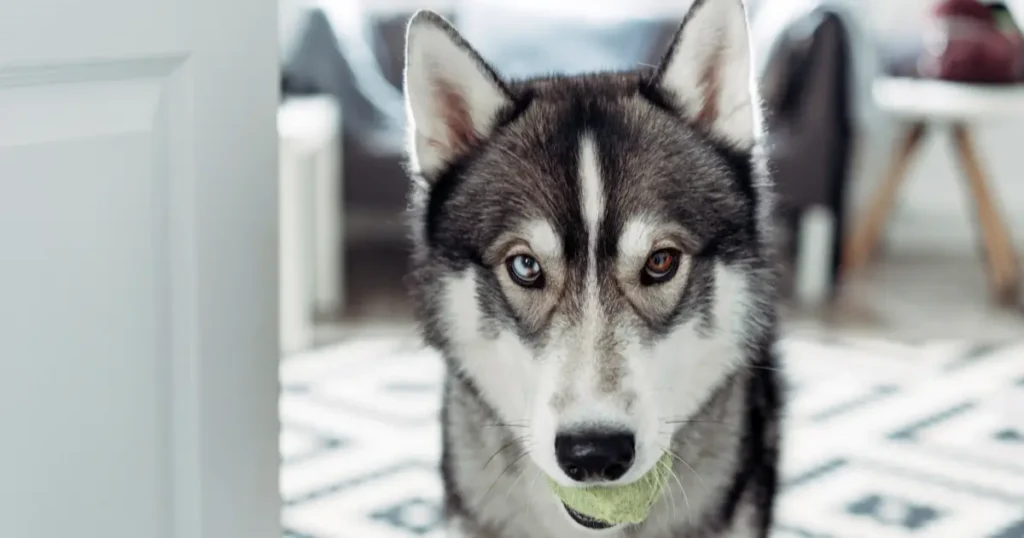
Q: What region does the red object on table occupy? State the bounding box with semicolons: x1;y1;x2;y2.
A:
920;0;1024;83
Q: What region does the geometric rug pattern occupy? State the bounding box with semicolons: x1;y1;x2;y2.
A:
280;336;1024;537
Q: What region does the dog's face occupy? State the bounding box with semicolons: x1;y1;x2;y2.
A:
405;0;773;498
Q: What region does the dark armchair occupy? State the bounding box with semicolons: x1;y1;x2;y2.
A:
760;10;857;300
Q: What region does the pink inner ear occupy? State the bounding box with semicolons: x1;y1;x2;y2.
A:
695;45;724;129
431;79;479;153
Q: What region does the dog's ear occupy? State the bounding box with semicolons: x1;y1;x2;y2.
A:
652;0;756;149
404;10;513;179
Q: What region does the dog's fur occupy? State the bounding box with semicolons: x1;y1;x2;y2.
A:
402;1;782;537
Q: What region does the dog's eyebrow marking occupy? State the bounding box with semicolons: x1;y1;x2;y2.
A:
523;219;561;260
619;217;700;261
485;220;561;266
619;218;659;261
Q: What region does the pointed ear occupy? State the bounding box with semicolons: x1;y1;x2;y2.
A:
403;10;513;179
653;0;756;149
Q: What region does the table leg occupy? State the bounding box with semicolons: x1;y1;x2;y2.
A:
950;123;1021;306
843;122;927;275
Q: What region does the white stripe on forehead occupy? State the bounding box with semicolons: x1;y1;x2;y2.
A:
576;135;604;367
579;136;604;263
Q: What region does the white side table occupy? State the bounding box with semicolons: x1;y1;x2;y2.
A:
278;95;343;354
844;77;1022;305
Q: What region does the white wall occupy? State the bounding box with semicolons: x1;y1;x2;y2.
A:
854;0;1024;253
279;0;309;61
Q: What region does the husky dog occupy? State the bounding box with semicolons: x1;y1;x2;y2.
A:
403;1;782;536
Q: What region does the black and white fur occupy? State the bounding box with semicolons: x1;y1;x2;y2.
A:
403;1;782;536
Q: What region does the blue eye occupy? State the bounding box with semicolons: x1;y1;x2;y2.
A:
507;254;544;287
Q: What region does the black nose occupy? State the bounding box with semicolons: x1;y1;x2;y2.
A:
555;430;636;482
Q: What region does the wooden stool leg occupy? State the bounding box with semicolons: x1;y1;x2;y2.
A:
951;124;1021;306
843;122;927;274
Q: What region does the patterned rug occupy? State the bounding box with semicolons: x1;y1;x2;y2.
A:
280;336;1024;538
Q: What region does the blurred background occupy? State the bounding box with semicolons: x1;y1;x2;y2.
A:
275;1;1024;537
278;0;1024;347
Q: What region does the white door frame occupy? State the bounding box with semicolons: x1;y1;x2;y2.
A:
0;0;281;535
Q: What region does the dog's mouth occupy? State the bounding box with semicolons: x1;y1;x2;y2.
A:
563;503;613;530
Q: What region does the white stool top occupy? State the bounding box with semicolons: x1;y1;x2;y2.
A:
278;95;340;149
874;77;1024;122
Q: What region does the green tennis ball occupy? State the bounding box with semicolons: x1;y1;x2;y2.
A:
549;452;673;526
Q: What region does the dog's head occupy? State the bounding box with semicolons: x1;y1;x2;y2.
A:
404;0;774;501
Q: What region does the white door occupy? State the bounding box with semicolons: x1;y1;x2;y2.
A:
0;0;280;537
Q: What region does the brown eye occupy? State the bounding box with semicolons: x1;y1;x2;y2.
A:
507;254;544;288
642;249;681;285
